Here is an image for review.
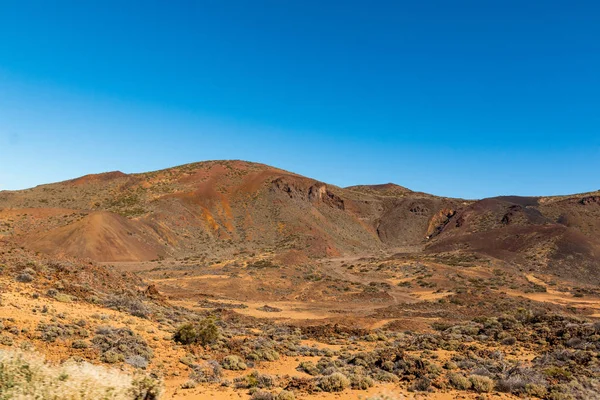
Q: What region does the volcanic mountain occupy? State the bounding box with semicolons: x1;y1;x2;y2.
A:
1;160;599;283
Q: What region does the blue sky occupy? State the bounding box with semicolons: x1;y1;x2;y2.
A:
1;1;599;198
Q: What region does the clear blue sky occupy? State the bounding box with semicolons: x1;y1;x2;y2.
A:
1;1;599;198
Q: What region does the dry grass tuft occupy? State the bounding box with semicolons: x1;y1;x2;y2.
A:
0;348;162;399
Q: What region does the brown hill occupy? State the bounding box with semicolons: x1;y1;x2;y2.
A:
1;160;599;284
0;161;463;261
425;194;600;283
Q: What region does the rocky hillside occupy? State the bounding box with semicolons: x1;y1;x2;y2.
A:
426;193;600;283
0;161;461;261
0;160;599;283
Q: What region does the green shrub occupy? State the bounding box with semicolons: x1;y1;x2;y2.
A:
222;355;247;371
247;260;278;269
173;323;197;345
444;361;458;370
544;367;572;382
173;317;220;346
296;361;319;375
547;386;575;400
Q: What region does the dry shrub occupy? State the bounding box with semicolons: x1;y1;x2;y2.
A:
222;355;247;371
0;348;162;399
469;374;495;393
317;372;350;392
92;326;153;365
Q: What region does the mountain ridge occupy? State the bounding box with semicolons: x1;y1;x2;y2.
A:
1;160;599;283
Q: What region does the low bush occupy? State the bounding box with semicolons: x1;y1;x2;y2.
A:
349;373;374;390
501;336;517;345
296;361;319;375
250;390;274;400
0;335;14;346
190;360;223;383
126;355;149;369
448;372;471;390
525;383;548;397
234;370;275;389
276;390;295;400
15;272;34;283
105;295;151;319
37;322;88;343
173;317;220;346
180;380;197;389
257;305;282;313
72;339;90;349
469;374;495;393
364;395;404;400
92;326;153;365
497;367;545;394
409;377;432;392
222;355;247;371
317;372;350;392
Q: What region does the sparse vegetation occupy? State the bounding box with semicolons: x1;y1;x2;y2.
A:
105;295;151;318
37;322;89;342
16;271;34;282
92;326;153;365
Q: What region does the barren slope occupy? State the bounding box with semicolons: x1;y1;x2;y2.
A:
425;195;600;283
1;160;599;285
0;160;463;261
22;211;165;262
